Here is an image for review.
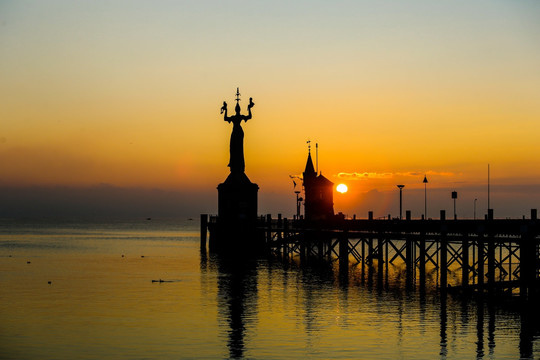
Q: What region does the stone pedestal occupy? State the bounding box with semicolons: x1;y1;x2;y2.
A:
210;172;263;254
218;172;258;223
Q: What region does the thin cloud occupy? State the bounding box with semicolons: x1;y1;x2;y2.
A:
336;171;455;180
425;170;456;177
337;172;393;180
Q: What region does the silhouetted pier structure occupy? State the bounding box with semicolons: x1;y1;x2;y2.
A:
202;209;540;298
206;91;539;298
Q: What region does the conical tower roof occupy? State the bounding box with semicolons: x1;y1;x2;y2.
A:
304;152;316;176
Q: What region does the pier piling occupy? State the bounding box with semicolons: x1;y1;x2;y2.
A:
200;214;208;249
440;211;448;290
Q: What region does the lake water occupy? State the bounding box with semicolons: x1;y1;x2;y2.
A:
1;218;539;359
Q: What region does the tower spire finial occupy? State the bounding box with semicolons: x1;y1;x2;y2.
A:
307;139;311;154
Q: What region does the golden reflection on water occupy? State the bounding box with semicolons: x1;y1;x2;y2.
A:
1;222;539;359
204;250;539;359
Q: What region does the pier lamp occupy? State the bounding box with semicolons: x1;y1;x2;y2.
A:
294;190;302;219
423;175;428;220
397;185;405;220
452;191;458;220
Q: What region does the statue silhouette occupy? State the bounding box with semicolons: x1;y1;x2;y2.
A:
215;88;260;243
222;89;254;174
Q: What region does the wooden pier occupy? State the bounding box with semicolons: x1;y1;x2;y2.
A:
202;209;540;298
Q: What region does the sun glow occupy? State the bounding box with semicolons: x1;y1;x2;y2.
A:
336;184;348;194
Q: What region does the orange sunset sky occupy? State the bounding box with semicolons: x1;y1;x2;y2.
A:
1;1;540;219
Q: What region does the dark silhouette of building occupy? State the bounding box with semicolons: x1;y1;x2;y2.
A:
302;149;334;220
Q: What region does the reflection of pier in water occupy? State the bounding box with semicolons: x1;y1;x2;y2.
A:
201;208;540;357
200;245;540;359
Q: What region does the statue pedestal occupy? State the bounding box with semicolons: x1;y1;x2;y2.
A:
218;172;258;222
211;172;263;253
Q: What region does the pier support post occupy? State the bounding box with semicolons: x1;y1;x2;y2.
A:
200;214;208;249
284;218;289;242
487;242;495;288
419;230;426;290
440;210;448;291
487;210;495;289
406;234;414;286
520;222;537;299
478;233;485;291
277;214;282;241
378;235;384;281
266;214;272;245
368;237;374;267
339;230;349;272
339;237;349;286
361;238;366;268
462;233;469;289
300;243;306;262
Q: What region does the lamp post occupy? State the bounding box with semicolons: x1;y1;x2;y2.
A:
488;164;490;212
474;198;477;220
423;175;428;220
294;190;302;219
397;185;405;220
452;191;458;220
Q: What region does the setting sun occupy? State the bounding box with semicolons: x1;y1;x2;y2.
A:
336;184;348;194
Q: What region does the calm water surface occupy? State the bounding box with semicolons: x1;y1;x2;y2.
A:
0;218;539;359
